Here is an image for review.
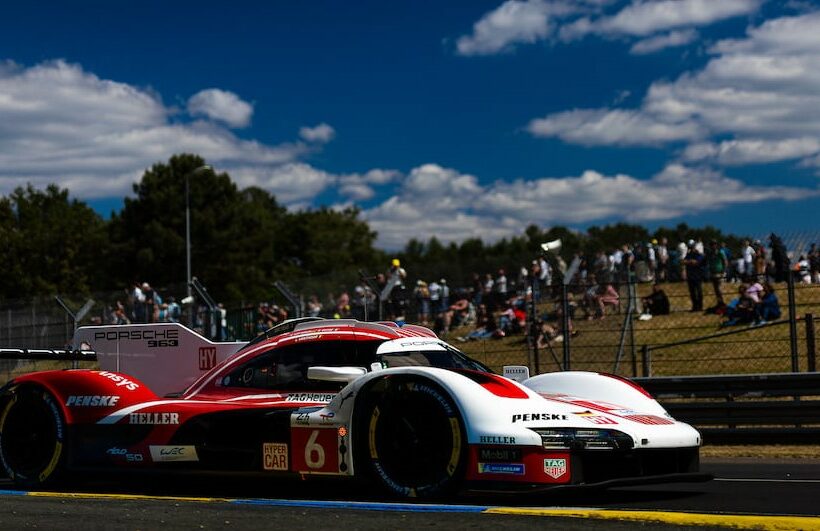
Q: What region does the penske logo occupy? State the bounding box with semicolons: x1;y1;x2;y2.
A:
66;395;120;407
129;412;179;425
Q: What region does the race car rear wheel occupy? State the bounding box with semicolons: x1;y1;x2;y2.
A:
0;386;67;488
359;377;465;498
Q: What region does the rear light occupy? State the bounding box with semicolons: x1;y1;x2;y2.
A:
531;428;633;451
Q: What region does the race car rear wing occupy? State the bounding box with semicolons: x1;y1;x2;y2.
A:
0;348;96;361
72;323;246;396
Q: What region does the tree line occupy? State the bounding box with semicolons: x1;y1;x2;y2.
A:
0;153;750;303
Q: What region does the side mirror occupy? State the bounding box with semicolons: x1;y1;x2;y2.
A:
503;365;530;382
307;366;367;383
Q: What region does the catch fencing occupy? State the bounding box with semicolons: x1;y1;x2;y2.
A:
0;271;817;380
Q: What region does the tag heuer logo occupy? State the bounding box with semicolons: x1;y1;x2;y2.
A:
544;458;567;479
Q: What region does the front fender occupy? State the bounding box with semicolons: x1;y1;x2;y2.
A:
11;370;158;424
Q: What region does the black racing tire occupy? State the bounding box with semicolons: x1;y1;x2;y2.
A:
0;385;67;488
357;377;465;499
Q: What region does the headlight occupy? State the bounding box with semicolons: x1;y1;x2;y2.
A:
531;428;633;450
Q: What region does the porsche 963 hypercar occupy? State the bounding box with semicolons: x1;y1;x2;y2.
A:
0;318;705;497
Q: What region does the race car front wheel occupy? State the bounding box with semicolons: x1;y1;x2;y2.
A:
0;385;67;488
360;377;465;498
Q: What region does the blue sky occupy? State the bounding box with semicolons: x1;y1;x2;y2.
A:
1;0;818;248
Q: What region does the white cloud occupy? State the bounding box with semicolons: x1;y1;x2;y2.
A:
593;0;760;37
630;28;698;54
299;123;336;143
458;0;759;56
232;163;334;204
338;169;400;200
360;162;814;249
0;60;320;199
456;0;573;56
527;108;703;146
529;11;820;164
682;138;820;165
187;88;253;128
0;58;815;251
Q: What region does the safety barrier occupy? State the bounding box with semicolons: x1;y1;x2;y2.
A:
635;372;820;444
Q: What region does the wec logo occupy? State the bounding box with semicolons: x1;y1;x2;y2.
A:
149;445;199;462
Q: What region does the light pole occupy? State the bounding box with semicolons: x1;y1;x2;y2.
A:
185;165;212;326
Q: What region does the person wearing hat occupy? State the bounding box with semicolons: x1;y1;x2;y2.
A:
381;258;407;320
683;243;705;311
707;240;729;307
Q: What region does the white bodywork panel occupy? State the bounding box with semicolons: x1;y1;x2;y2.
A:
73;323;245;396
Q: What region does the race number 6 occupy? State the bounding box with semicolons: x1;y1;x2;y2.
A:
305;429;325;469
291;427;338;473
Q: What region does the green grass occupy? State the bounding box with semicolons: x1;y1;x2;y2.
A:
455;281;820;377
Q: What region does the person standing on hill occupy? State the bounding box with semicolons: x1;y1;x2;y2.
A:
683;245;705;312
707;240;729;307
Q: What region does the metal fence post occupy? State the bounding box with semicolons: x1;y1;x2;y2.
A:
528;274;540;375
807;314;816;373
629;274;637;377
787;273;799;372
641;344;651;377
561;283;570;371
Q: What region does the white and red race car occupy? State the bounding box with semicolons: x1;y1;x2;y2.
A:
0;318;706;497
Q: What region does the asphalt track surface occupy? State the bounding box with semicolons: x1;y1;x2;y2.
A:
1;458;819;530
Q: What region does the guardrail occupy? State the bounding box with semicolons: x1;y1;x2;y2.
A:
635;372;820;444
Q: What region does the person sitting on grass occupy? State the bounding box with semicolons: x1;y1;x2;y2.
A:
639;284;670;320
755;283;781;324
721;284;757;327
595;282;620;319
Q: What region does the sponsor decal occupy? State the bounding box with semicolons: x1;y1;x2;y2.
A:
477;463;525;475
544;458;567;479
149;445;199;462
573;411;618;425
478;435;516;445
96;371;140;391
398;340;438;347
478;448;522;462
623;414;675;425
263;443;289;471
106;448;143;462
93;328;179;348
198;347;217;370
319;411;335;422
511;413;568;423
129;412;179;425
66;395;120;407
285;393;336;403
294;412;311;425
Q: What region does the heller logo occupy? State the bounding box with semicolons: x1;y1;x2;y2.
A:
149;445;198;462
199;347;217;370
479;435;516;445
66;395;120;407
129;412;179;425
263;443;289;471
544;458;567;479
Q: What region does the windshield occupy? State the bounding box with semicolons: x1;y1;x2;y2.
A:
377;344;492;373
